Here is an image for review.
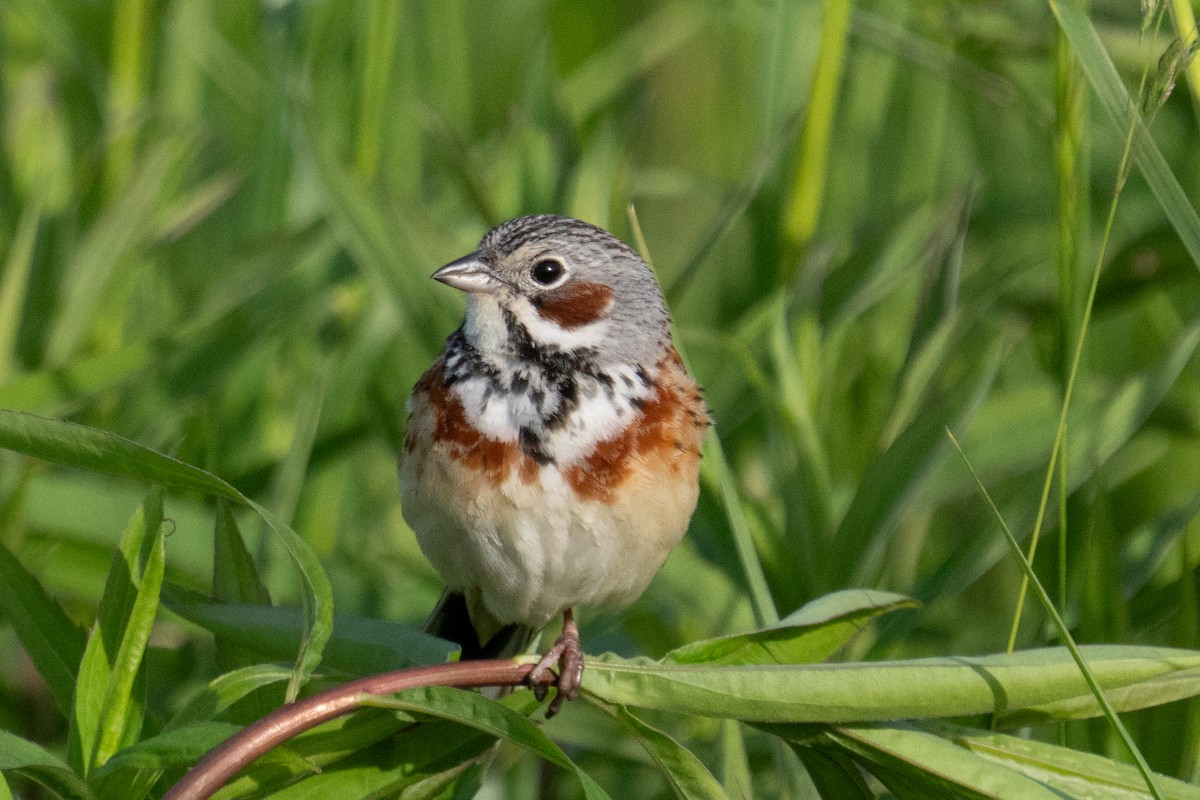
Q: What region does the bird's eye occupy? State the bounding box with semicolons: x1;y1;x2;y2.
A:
531;259;566;286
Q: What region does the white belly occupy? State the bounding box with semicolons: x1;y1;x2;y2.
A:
399;443;694;632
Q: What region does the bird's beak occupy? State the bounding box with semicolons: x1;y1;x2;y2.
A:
431;254;502;295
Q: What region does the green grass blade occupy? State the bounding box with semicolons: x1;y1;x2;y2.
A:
167;665;293;730
0;409;241;500
163;593;454;673
0;410;333;700
949;433;1165;799
0;199;39;385
792;745;874;800
367;686;614;800
595;700;731;800
662;589;915;666
782;0;852;258
0;728;95;800
823;723;1069;799
70;490;163;775
0;539;87;718
918;720;1200;799
212;500;271;607
1050;0;1200;268
700;432;780;627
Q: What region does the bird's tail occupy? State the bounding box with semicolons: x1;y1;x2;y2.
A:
424;590;537;660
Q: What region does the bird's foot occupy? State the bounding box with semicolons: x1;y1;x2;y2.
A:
528;608;584;717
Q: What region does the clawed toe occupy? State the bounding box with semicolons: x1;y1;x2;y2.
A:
526;608;585;717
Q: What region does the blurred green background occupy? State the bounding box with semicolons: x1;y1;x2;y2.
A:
2;0;1200;794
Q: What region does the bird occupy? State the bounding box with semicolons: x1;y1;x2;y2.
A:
399;214;708;715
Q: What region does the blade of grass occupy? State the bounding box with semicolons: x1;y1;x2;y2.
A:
366;687;613;800
0;409;333;701
1166;0;1200;114
1050;0;1200;268
782;0;852;265
0;538;87;717
947;430;1165;799
629;206;778;626
70;490;164;775
354;0;401;181
1008;1;1162;653
0;199;39;385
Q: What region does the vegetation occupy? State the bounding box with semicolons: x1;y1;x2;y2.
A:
1;0;1200;797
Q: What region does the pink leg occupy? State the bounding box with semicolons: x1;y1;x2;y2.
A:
528;608;585;717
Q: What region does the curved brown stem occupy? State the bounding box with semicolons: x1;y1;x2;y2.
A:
163;660;551;800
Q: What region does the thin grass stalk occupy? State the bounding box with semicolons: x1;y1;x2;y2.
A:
1167;0;1200;117
1006;7;1161;655
1052;13;1088;643
782;0;852;277
949;432;1165;800
355;0;401;181
0;199;39;385
106;0;150;195
629;205;779;627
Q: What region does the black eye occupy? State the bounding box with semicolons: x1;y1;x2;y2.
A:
531;259;565;286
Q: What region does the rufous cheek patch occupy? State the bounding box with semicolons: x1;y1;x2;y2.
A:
533;281;613;330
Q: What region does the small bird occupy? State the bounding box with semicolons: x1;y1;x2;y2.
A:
399;215;707;715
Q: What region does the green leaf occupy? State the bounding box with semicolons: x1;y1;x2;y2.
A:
918;721;1200;800
583;646;1200;723
0;408;333;699
0;538;87;717
1049;0;1200;268
791;746;873;800
90;722;241;779
0;410;241;499
167;664;294;729
164;594;455;673
838;341;1001;587
663;590;916;666
366;686;613;800
0;728;94;800
70;489;165;774
823;723;1067;799
212;500;270;606
595;700;730;800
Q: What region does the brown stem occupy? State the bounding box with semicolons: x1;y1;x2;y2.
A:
163;659;551;800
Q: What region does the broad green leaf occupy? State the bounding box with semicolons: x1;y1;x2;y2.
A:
71;490;165;774
366;686;613;800
583;646;1200;722
841;340;1001;587
0;728;94;800
596;700;730;800
0;538;87;716
90;722;240;779
167;664;293;729
212;501;270;606
919;721;1200;800
823;723;1067;799
791;746;873;800
164;594;455;673
0;408;333;699
0;409;241;500
217;717;495;800
1050;0;1200;268
663;590;916;666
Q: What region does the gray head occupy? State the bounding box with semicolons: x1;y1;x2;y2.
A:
432;215;671;367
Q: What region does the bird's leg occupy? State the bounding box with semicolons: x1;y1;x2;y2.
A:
528;607;584;717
